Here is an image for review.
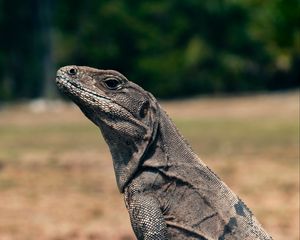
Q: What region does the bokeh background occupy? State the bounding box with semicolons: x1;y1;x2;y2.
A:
0;1;299;239
0;0;299;100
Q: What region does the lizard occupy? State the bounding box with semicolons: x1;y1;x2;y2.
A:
56;65;273;240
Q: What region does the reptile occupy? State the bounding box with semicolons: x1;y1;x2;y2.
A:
56;65;273;240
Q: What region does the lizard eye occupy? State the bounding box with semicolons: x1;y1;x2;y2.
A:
103;78;121;90
67;68;77;76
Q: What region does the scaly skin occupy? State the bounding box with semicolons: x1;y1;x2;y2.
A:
56;65;273;240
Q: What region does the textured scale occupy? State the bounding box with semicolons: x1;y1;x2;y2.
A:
56;65;273;240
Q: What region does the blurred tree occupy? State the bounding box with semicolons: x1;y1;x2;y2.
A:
0;0;299;100
0;0;56;100
246;0;300;90
39;0;56;98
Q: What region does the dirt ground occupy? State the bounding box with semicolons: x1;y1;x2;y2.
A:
0;91;299;240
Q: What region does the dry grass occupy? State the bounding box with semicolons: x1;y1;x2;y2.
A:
0;91;299;240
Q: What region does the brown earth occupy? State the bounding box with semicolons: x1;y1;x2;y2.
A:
0;91;299;240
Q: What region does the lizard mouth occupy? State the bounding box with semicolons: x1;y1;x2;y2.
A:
56;76;111;104
56;75;139;123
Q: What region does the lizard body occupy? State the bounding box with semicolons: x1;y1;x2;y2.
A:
56;65;272;240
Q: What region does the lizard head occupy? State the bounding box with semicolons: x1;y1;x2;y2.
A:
56;65;159;191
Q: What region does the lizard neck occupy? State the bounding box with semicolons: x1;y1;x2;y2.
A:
142;105;202;169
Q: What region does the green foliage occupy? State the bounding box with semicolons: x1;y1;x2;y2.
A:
0;0;299;100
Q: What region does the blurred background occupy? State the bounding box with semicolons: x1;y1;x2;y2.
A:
0;0;299;239
0;0;299;100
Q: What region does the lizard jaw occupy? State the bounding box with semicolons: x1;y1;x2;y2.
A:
56;74;112;110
